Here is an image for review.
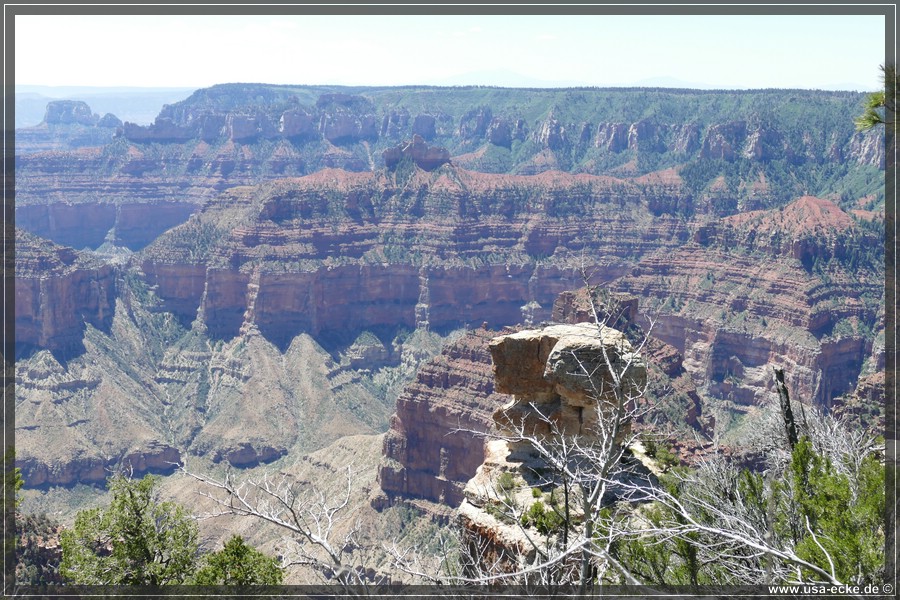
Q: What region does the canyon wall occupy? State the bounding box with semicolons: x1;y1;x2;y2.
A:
16;86;884;253
123;85;884;173
16;163;881;490
376;326;503;509
610;200;882;409
137;168;879;412
136;168;686;344
15;230;116;354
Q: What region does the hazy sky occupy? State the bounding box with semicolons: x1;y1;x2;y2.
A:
15;13;889;91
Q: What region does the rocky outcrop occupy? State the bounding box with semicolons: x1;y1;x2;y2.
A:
280;109;318;140
627;119;663;152
15;101;120;154
743;127;781;161
458;323;646;572
844;130;886;169
97;113;123;128
15;439;181;488
123;118;194;143
212;443;287;467
411;114;437;140
376;283;717;512
458;106;493;140
701;121;747;161
382;135;451;171
43;101;97;126
595;123;629;152
487;118;513;148
551;289;640;332
489;324;646;441
672;123;702;154
535;117;567;150
381;109;410;139
833;371;885;431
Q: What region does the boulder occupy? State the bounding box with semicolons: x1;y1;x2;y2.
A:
489;323;646;440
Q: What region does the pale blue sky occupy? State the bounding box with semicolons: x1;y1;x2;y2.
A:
15;13;889;91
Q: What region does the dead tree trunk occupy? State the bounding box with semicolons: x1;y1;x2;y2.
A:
772;367;798;450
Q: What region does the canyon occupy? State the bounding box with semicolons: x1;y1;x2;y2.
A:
12;85;885;505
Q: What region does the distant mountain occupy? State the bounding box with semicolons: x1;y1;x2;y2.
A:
14;86;197;128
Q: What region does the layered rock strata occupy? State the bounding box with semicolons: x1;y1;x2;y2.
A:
118;84;883;171
16;198;196;252
16;85;884;252
545;192;888;412
14;85;886;494
377;326;504;508
18;163;882;490
15;229;116;354
138;166;687;344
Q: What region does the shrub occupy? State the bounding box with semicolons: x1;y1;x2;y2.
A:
521;500;564;536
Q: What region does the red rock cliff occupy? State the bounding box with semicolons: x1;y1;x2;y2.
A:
15;230;116;353
377;326;504;508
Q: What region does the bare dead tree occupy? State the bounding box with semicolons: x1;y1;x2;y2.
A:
773;367;799;450
181;464;387;588
387;282;660;589
617;465;855;590
608;397;883;594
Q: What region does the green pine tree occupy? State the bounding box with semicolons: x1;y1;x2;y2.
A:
60;475;199;586
190;534;283;586
855;64;896;134
789;437;885;583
